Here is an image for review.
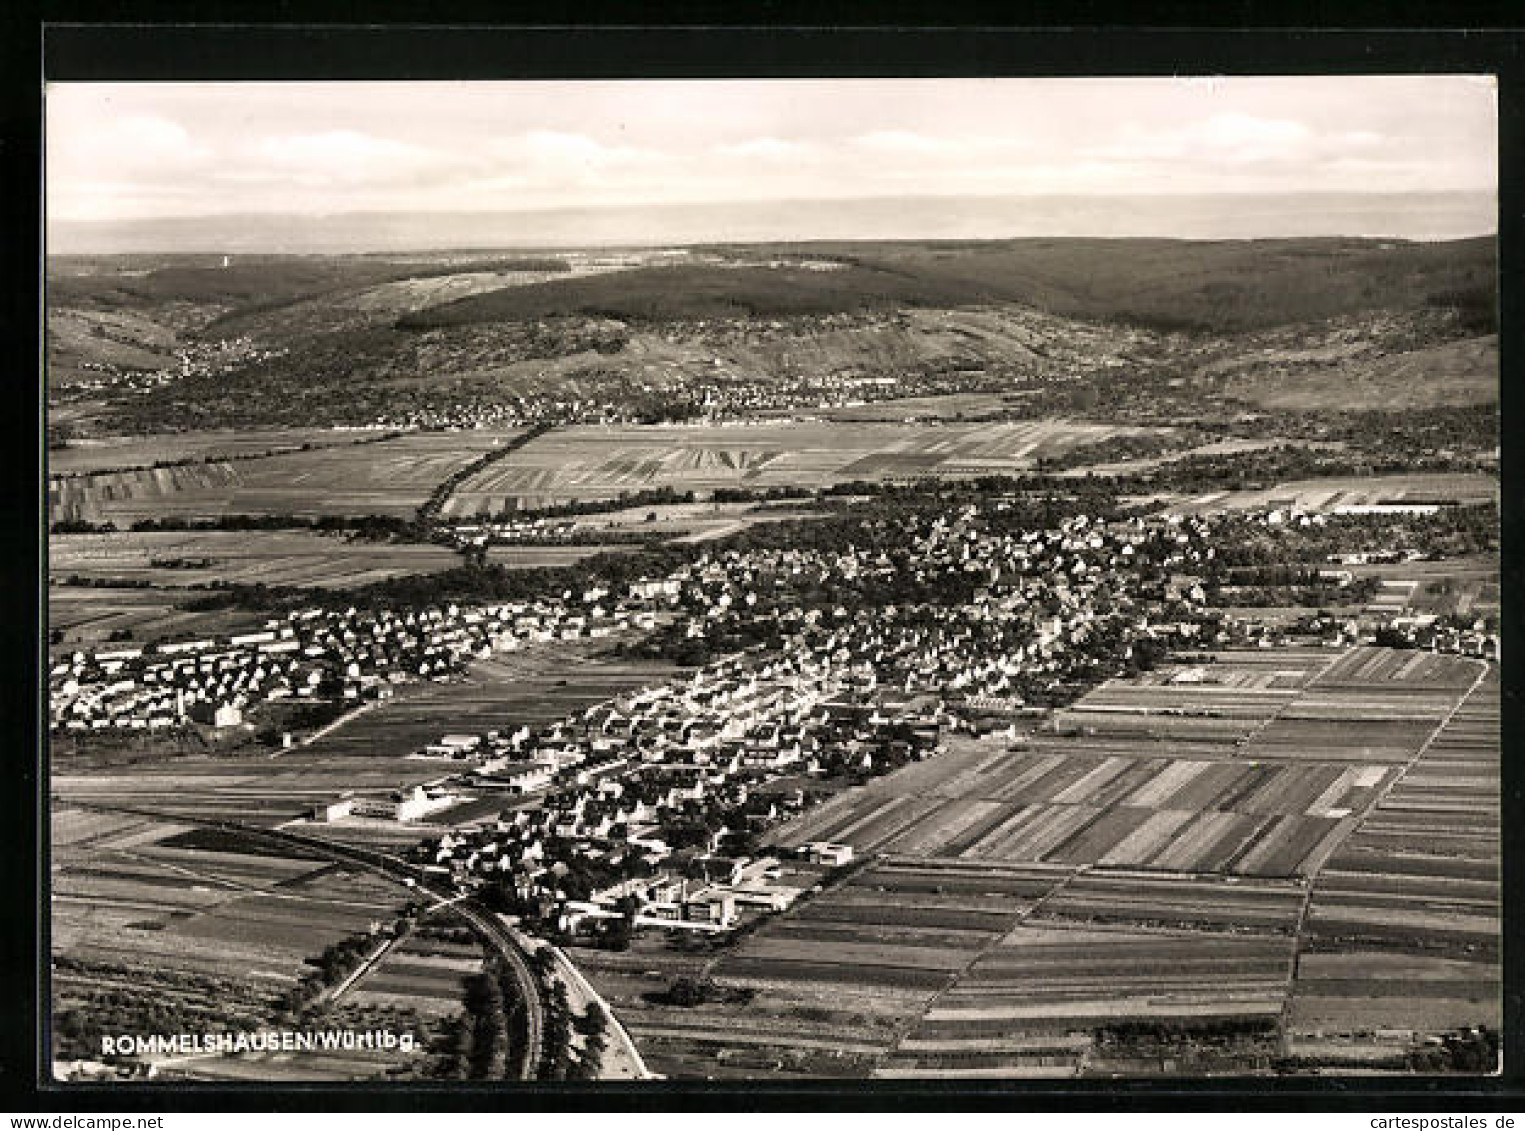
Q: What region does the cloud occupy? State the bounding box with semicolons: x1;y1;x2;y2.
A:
43;79;1494;224
50;114;213;175
1089;112;1317;163
852;129;953;155
252;130;445;184
850;131;1030;159
715;137;810;161
509;130;656;170
47;113;218;219
1195;112;1312;151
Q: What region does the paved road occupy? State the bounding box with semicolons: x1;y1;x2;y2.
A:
538;939;655;1080
228;822;547;1081
318;932;400;1009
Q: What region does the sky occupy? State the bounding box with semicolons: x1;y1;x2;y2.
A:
44;78;1498;248
46;77;1497;220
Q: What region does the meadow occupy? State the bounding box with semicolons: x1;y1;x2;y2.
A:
51;530;620;591
51;805;423;1077
48;584;268;648
49;428;373;475
443;419;1166;512
1161;472;1496;517
48;430;522;525
295;642;686;763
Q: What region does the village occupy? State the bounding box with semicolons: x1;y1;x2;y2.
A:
48;487;1497;957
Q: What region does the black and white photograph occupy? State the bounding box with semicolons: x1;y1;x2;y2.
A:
41;65;1502;1089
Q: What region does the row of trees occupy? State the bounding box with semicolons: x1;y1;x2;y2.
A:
52;958;264;1063
429;956;531;1080
530;948;612;1080
49;431;405;482
415;421;555;527
277;913;415;1021
482;485;697;523
1407;1027;1499;1073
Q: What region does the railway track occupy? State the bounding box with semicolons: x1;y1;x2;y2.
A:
55;800;548;1080
210;823;548;1081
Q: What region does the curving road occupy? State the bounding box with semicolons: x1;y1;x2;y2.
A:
58;800;547;1081
214;822;548;1081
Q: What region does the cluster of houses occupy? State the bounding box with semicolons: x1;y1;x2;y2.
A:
643;506;1228;694
56;337;287;405
52;481;1493;749
405;649;936;930
48;591;665;736
392;505;1236;929
1375;616;1499;659
312;783;461;823
373;394;641;433
46;478;1502;949
47;499;1224;744
438;516;584;552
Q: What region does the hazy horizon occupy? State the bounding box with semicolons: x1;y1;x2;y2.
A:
46;190;1498;256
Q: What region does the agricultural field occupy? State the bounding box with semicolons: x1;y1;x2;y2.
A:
345;919;486;1021
51;530;464;590
1241;647;1485;763
634;646;1500;1078
575;856;1304;1079
766;649;1481;879
48;583;268;647
295;642;686;763
1343;555;1499;620
48;430;522;525
48;429;379;476
717;859;1055;991
884;924;1293;1078
765;735;1373;879
441;419;1168;512
50;753;450;828
564;858;1049;1079
1161;473;1496;517
1287;671;1499;1048
50;530;622;592
807;392;1026;422
552;500;828;544
51;806;426;1080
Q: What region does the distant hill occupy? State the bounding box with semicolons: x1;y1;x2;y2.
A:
720;237;1498;334
399;237;1495;336
44;254;576;386
45;235;1498;432
46;191;1496;254
396;264;995;329
48;255;571;311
